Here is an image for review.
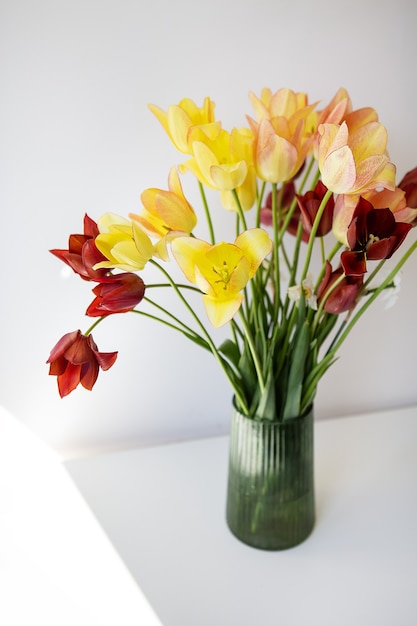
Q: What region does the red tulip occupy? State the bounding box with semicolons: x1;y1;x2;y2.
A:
50;214;108;281
296;181;335;237
398;166;417;210
317;262;363;314
260;182;308;239
47;330;117;397
86;273;146;317
341;197;412;276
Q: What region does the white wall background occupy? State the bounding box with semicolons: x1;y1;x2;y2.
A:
1;0;417;459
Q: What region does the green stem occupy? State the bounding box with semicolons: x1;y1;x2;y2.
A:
283;219;304;317
199;182;215;244
146;282;203;293
150;258;249;413
84;317;106;336
238;309;266;393
329;240;417;356
255;180;266;227
311;273;345;335
276;158;318;247
143;296;207;340
131;310;209;348
301;189;333;282
271;182;282;321
232;189;248;231
362;258;386;291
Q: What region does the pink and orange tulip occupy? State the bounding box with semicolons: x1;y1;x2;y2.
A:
248;87;317;183
317;120;396;197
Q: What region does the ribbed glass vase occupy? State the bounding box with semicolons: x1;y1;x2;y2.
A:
226;403;315;550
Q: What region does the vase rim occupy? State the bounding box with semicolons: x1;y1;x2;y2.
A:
232;396;313;425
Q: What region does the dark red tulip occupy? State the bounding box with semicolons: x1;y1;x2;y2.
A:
260;182;306;237
398;166;417;210
317;262;363;314
47;330;118;397
50;214;108;281
296;180;335;237
341;197;412;276
260;182;295;223
86;273;146;317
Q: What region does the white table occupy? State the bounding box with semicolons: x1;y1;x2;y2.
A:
0;406;162;626
65;405;417;626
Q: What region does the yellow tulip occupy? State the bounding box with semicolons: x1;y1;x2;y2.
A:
130;167;197;260
171;228;272;327
148;97;220;154
182;127;249;191
94;213;154;272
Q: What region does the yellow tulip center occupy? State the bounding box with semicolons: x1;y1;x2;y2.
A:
212;261;235;290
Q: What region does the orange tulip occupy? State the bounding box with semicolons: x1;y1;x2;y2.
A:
131;167;197;259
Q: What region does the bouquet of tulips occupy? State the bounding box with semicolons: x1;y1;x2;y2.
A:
47;87;417;421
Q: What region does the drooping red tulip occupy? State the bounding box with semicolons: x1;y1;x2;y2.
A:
341;197;412;276
46;330;118;397
317;261;363;314
86;273;146;317
50;214;109;281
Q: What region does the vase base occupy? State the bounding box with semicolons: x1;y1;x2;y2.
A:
226;492;315;551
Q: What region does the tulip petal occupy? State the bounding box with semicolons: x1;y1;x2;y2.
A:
171;236;211;282
209;161;248;190
80;360;99;391
341;250;367;276
202;293;244;327
321;145;356;194
235;228;272;276
46;330;81;363
58;363;83;398
256;120;298;182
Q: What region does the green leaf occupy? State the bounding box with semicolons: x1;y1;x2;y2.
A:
238;345;257;403
254;367;276;420
301;353;338;412
218;339;241;368
315;313;338;348
181;332;211;351
282;317;310;421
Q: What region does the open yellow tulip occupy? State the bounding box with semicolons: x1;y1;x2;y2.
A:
171;229;272;327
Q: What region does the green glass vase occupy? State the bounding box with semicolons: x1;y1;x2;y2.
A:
226;403;315;550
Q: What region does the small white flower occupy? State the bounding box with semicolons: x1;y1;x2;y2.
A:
287;273;317;310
